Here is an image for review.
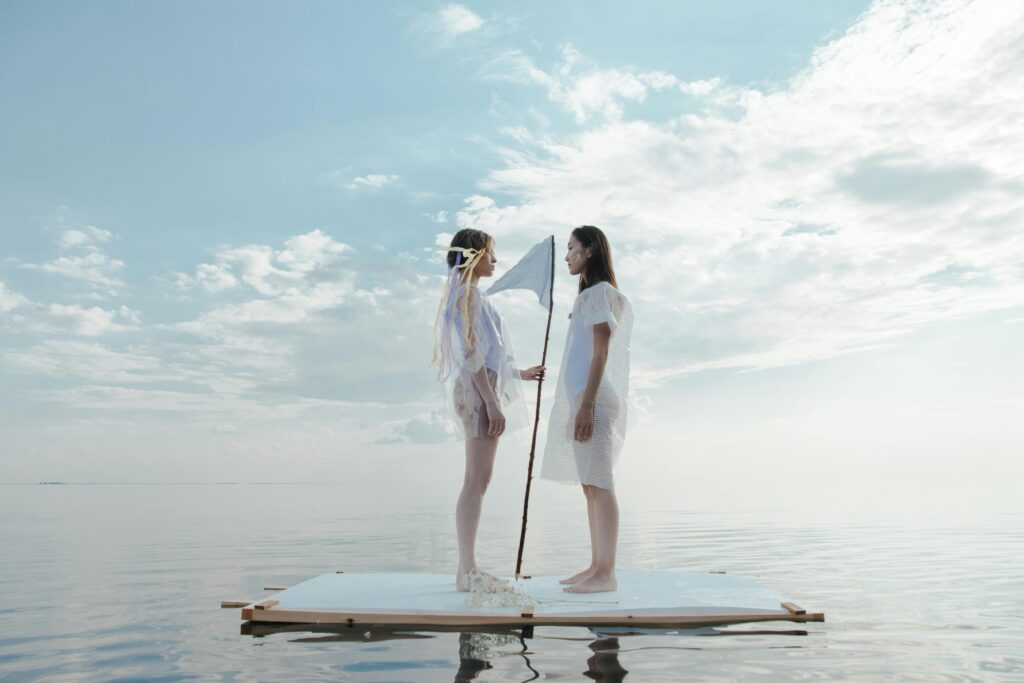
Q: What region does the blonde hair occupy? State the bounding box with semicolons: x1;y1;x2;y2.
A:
431;229;493;379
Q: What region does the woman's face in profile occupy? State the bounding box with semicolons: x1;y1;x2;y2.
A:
474;244;496;278
566;234;588;276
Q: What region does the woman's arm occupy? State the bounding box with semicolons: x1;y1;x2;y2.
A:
468;365;505;437
469;365;500;406
574;322;611;442
459;290;506;437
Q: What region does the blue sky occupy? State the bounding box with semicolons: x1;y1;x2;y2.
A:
1;1;1021;504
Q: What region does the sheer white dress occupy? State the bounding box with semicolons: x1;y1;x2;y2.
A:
540;281;633;490
441;284;528;439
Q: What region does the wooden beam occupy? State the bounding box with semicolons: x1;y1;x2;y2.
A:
263;585;288;591
221;599;251;608
781;601;805;615
243;606;824;626
254;599;279;610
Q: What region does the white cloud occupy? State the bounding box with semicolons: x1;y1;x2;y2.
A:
462;0;1024;383
482;44;682;123
44;303;140;336
679;77;721;96
431;231;455;264
174;229;350;296
438;4;484;38
346;174;400;190
215;245;298;295
277;229;351;273
7;229;367;411
488;90;511;118
638;71;679;91
57;226;113;249
30;384;330;418
0;281;30;313
18;221;125;295
481;49;555;88
2;340;163;383
425;210;449;224
194;262;238;292
22;248;125;293
165;229;444;409
176;280;353;332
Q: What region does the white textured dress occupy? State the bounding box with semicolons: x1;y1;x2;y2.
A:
442;284;528;439
541;281;633;490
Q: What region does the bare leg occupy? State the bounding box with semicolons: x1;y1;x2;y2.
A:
456;436;498;591
564;484;618;593
560;486;599;584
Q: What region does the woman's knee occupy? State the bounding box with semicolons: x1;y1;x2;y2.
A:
586;484;614;501
472;467;494;491
465;461;495;491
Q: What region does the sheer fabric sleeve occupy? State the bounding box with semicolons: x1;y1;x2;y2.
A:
580;283;619;333
453;288;488;374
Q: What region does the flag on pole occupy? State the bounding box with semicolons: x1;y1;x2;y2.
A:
484;235;556;579
487;236;554;310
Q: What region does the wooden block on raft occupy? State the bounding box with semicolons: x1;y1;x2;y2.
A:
240;598;280;619
263;585;288;591
220;600;251;608
781;601;806;615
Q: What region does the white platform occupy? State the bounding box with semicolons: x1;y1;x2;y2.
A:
241;570;823;627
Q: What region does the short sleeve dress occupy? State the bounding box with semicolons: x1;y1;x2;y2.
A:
540;281;633;490
442;284;529;439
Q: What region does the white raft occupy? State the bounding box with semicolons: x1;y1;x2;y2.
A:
239;570;824;627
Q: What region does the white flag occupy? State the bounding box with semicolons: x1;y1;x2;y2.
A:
487;235;554;309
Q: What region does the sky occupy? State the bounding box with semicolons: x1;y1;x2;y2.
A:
1;0;1021;509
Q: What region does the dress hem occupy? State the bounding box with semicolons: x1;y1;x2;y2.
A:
539;474;615;491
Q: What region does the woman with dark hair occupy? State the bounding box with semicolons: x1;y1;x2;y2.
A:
433;228;545;591
541;225;633;593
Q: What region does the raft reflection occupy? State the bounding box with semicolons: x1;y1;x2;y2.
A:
243;622;806;682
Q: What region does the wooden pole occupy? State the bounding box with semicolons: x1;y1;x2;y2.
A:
515;236;555;579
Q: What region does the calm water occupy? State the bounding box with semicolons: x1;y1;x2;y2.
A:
1;483;1022;682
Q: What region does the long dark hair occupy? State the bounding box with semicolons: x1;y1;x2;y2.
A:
573;225;617;293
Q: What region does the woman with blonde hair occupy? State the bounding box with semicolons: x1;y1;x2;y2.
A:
433;228;545;591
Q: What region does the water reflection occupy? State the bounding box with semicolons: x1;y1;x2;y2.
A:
584;637;628;682
10;485;1017;680
242;622;808;682
456;630;529;682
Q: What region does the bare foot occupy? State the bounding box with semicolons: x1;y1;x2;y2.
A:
563;574;617;594
456;566;476;592
559;566;596;585
456;568;500;592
